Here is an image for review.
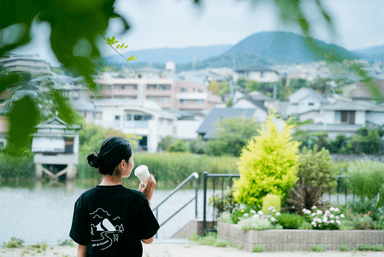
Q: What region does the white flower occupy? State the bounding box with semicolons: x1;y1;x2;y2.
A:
323;216;328;222
275;212;280;216
268;206;274;211
258;210;264;215
250;210;256;214
317;210;323;215
329;207;335;211
272;209;276;212
330;220;335;224
312;213;316;216
306;210;312;215
334;208;340;212
340;214;345;218
325;210;331;215
330;214;335;219
312;206;317;209
311;221;316;226
336;216;339;220
271;217;276;222
336;220;341;225
244;213;249;217
254;214;260;218
302;208;307;212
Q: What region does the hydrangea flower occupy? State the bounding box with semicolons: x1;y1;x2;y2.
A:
270;217;276;222
258;210;264;215
334;208;340;212
317;210;323;215
329;207;335;211
268;206;274;211
330;214;334;219
312;206;317;209
250;210;256;214
244;213;249;217
336;220;341;225
340;214;345;218
275;212;280;216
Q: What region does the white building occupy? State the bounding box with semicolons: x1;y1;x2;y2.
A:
286;87;329;117
235;64;280;83
0;54;52;75
300;100;384;139
93;99;178;153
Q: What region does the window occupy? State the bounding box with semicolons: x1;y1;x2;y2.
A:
181;87;188;92
115;115;120;120
134;115;142;121
108;85;112;91
341;111;355;124
180;99;188;104
308;102;315;106
161;84;170;90
161;97;170;103
292;103;298;106
147;84;156;90
126;114;132;121
260;71;265;78
120;85;125;90
195;99;204;104
193;88;195;92
95;112;102;119
143;115;152;120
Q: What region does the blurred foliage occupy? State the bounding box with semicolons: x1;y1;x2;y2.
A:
209;187;240;217
262;194;281;214
207;117;260;157
350;199;384;222
234;114;300;208
276;213;304;229
0;150;35;179
188;136;208;154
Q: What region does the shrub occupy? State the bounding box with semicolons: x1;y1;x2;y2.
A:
350;199;383;221
3;237;24;248
352;214;375;230
188;136;207;154
234;114;300;208
298;220;311;230
218;212;233;224
302;206;345;230
209;187;239;217
339;244;349;251
252;245;264;252
262;194;281;215
276;213;303;229
238;215;283;231
358;244;372;251
372;244;384;251
288;145;337;212
312;245;326;252
347;160;384;205
0;151;35;179
168;139;187;152
375;216;384;230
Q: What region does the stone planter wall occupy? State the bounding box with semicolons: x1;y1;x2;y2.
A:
171;220;217;239
218;221;384;252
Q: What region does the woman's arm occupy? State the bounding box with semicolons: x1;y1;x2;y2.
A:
141;235;155;244
77;244;87;257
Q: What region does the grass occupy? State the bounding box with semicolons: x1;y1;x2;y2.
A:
358;244;384;251
188;232;230;248
312;245;326;252
214;239;228;247
252;245;264;252
58;239;74;247
339;244;349;251
237;244;243;250
31;242;48;251
2;237;24;248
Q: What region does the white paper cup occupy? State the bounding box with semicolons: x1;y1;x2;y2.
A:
134;165;150;185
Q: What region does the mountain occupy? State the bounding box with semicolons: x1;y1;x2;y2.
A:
353;44;384;62
224;31;357;64
103;45;233;65
104;31;359;71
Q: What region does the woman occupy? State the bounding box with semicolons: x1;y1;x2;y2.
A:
70;137;159;257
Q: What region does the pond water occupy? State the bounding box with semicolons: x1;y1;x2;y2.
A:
0;180;218;244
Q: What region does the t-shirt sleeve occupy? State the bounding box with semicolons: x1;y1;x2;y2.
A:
69;197;90;245
134;195;160;240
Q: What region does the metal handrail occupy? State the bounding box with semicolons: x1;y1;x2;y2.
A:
152;172;199;238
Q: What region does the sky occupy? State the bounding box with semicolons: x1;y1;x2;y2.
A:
14;0;384;66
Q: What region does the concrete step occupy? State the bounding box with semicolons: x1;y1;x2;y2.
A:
153;238;194;244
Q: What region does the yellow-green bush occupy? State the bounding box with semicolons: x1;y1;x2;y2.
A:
234;114;300;208
262;194;281;214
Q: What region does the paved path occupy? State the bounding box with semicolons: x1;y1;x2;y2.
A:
1;241;384;257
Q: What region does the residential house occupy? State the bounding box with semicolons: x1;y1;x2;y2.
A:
286;87;329;119
300;100;384;139
0;53;53;75
93;99;178;153
93;78;222;114
166;110;204;139
230;91;269;123
133;66;162;79
235;64;280;83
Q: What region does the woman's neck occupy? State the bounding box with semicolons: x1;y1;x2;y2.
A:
100;175;122;186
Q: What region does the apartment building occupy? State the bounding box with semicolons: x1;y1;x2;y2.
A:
93;78;222;113
0;54;52;75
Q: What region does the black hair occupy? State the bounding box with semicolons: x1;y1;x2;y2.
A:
87;137;133;176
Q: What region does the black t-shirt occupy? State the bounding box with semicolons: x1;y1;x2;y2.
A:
70;185;159;257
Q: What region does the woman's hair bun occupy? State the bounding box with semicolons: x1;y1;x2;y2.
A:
87;153;101;168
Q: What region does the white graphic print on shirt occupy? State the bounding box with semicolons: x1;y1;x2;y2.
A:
90;208;124;250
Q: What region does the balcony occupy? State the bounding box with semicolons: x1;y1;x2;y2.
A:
123;121;148;129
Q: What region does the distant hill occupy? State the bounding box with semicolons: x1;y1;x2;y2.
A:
224;31;357;64
104;31;360;71
103;45;233;65
353;44;384;62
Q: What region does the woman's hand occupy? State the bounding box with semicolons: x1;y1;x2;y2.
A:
138;175;156;202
